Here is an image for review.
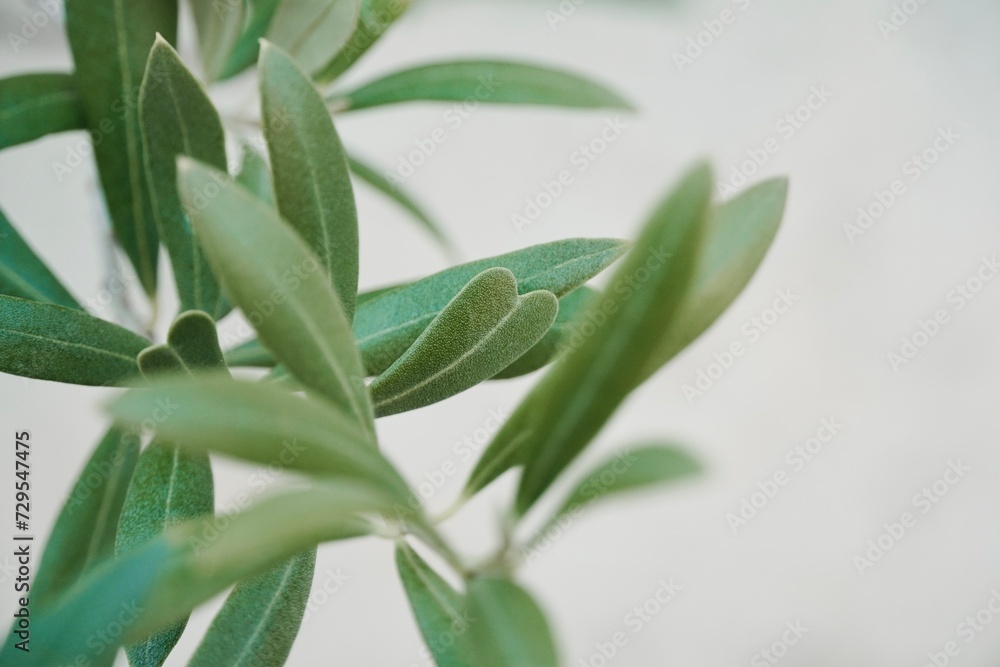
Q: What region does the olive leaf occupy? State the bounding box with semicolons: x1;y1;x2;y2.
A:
32;427;140;608
136;343;187;378
64;0;178;296
176;157;373;435
0;73;86;149
235;141;275;205
140;36;229;319
192;0;281;81
331;60;632;112
317;0;412;83
465;577;558;667
0;295;148;386
396;543;474;667
260;41;359;320
347;153;455;257
265;0;360;80
0;207;81;309
466;164;712;511
166;310;228;373
190;548;316;667
356;238;628;376
371;268;558;417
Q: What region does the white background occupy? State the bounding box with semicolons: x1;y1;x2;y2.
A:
2;0;1000;664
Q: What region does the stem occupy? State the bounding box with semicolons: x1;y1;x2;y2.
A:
430;491;470;525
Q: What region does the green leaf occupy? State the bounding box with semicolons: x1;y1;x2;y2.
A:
371;268;557;417
265;0;360;80
316;0;412;83
332;60;632;112
116;441;214;667
106;377;410;501
356;238;628;376
140;36;230;319
137;343;187;378
191;0;283;82
190;548;316;667
176;157;373;434
220;0;284;79
493;286;595;379
64;0;178;296
0;207;81;309
637;178;788;382
544;445;701;529
8;485;377;666
465;577;558;667
260;41;360;320
32;427;140;607
347;153;455;258
396;543;473;667
0;295;148;385
235;141;275;205
167;310;227;373
466;164;712;511
0;73;86;149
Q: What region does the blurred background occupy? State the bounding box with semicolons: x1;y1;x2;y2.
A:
2;0;999;664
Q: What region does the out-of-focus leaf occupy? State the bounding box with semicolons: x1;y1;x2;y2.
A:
32;427;140;607
190;548;315;667
0;207;81;309
235;141;274;205
140;37;230;319
137;343;187;378
466;164;712;511
317;0;412;83
260;41;359;320
192;0;282;81
107;378;410;501
0;73;85;149
176;157;373;434
396;543;473;667
493;286;595;379
356;238;628;376
64;0;178;295
332;60;632;112
0;295;148;385
465;577;558;667
371;268;557;417
347;153;454;257
166;310;227;373
265;0;359;80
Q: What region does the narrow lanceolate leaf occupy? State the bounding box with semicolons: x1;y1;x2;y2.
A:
107;378;410;501
356;238;628;375
0;295;148;385
189;0;246;82
0;207;81;309
0;73;86;149
141;37;230;319
190;548;316;667
167;310;227;373
64;0;178;296
221;0;283;80
347;154;455;257
33;427;140;607
466;164;712;511
116;441;214;667
637;178;788;382
332;60;633;112
176;158;373;434
371;268;557;417
265;0;360;80
318;0;412;83
465;577;558;667
396;543;473;667
544;445;701;529
260;41;359;320
493;286;595;379
9;486;377;667
235;141;274;205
